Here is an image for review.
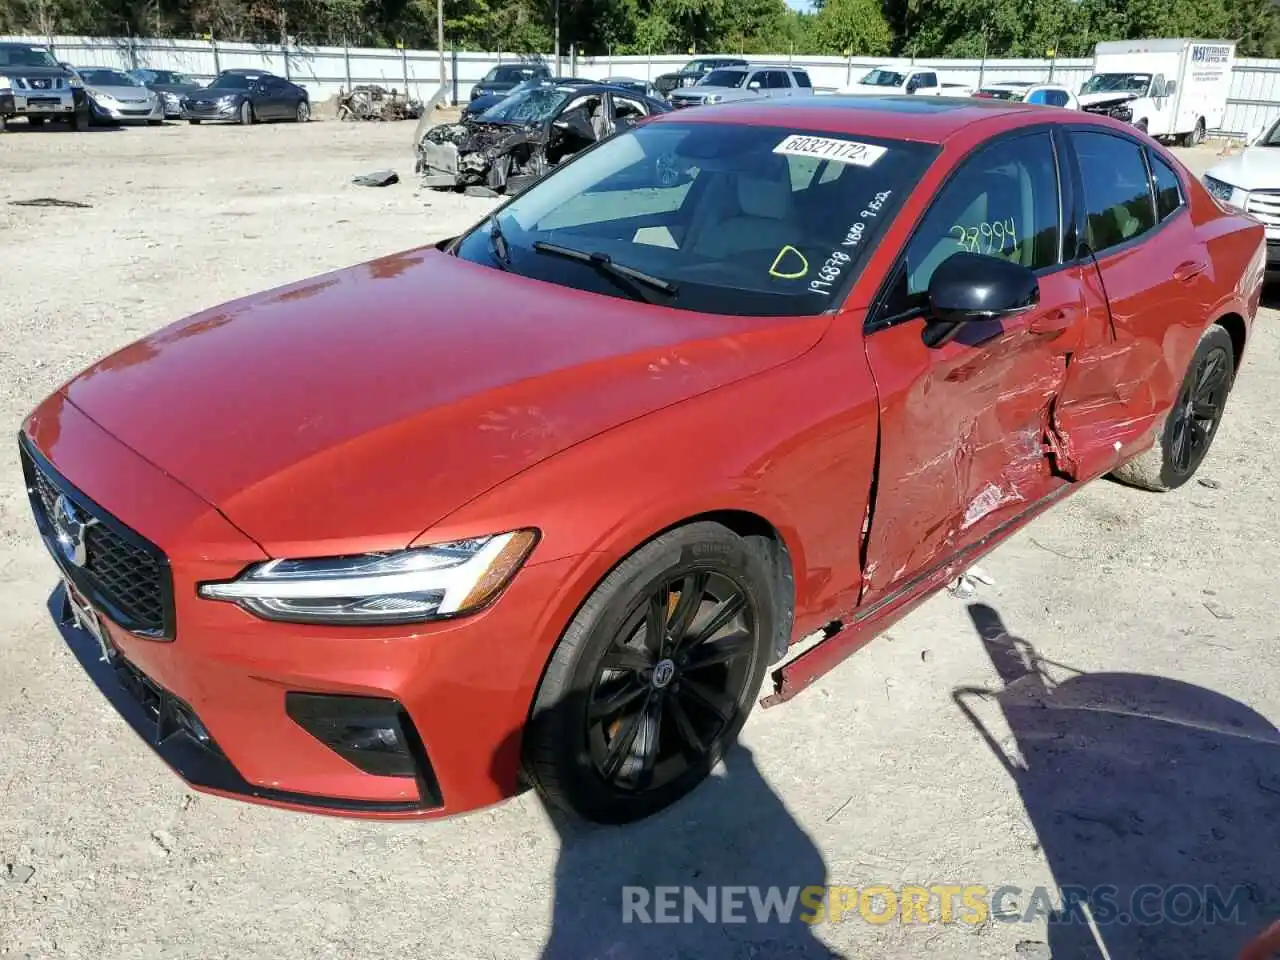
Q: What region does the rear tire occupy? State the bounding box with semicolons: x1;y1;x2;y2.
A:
523;522;775;824
1110;325;1235;492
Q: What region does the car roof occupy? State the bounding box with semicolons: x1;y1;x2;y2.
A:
648;95;1080;144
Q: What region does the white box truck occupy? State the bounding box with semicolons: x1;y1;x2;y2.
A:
1078;39;1234;145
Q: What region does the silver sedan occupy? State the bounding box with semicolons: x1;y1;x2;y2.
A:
72;66;164;125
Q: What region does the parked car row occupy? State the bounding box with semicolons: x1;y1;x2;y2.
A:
0;43;310;131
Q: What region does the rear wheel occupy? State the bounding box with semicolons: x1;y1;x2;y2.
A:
1111;325;1235;492
523;522;775;824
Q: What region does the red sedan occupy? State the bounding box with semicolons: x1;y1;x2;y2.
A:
20;96;1263;825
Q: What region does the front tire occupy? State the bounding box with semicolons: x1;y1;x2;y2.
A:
1111;325;1235;492
295;100;310;123
523;522;776;824
188;118;201;124
239;101;254;125
28;116;45;127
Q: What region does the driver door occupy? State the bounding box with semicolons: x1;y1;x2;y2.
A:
858;130;1087;605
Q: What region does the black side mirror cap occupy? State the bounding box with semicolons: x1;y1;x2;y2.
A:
923;252;1039;347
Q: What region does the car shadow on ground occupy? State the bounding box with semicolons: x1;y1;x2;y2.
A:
0;122;123;133
531;742;843;960
957;602;1280;958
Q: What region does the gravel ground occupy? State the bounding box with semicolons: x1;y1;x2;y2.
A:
1;120;1277;960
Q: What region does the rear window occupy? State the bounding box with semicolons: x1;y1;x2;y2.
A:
792;71;812;88
453;122;937;317
487;65;547;83
702;70;746;88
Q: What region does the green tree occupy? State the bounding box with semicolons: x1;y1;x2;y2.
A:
811;0;891;56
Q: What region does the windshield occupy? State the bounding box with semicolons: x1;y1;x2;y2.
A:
79;68;141;87
480;86;571;123
142;69;197;85
701;70;747;88
453;121;936;317
484;65;546;84
860;69;906;87
1080;73;1151;95
681;60;716;74
0;45;60;69
210;73;261;89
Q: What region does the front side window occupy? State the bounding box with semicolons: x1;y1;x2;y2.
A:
1046;90;1069;107
1073;131;1156;252
896;131;1061;303
453;122;936;316
1149;151;1184;221
765;71;790;89
917;72;937;87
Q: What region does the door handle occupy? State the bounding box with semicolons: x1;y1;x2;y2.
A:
1029;308;1071;335
1173;260;1207;282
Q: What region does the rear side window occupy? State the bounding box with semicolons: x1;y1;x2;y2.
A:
792;71;812;88
918;72;937;87
1148;151;1184;221
1073;131;1156;252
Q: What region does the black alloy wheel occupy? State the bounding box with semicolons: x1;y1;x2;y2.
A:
1111;324;1236;492
524;521;777;824
1167;340;1232;479
587;570;757;794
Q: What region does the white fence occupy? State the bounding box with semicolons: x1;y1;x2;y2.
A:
5;34;1280;135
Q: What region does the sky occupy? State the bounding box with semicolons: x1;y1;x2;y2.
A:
785;0;815;10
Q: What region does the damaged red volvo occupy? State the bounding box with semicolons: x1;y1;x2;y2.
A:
20;96;1263;825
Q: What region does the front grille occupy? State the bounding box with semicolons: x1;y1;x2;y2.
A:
25;98;60;107
1247;191;1280;227
20;437;173;638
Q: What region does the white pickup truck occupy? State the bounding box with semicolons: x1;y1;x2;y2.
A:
837;66;972;97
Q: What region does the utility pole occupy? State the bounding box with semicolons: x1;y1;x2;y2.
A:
554;0;561;77
437;0;446;88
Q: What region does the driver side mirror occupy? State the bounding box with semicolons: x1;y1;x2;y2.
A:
1163;80;1177;97
923;252;1039;347
748;80;761;90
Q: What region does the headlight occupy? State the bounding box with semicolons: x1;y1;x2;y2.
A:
90;89;113;102
0;75;12;91
705;93;723;104
198;529;539;625
66;74;82;88
1203;174;1236;204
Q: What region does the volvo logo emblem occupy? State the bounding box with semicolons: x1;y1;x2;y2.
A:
651;659;676;689
52;494;96;567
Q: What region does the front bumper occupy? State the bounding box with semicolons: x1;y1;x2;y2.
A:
89;96;163;122
0;88;76;118
21;395;579;819
183;99;239;121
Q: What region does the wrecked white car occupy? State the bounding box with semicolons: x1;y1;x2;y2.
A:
414;83;671;197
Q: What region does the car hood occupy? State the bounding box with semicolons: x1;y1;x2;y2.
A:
88;84;153;100
153;83;203;96
1205;146;1280;190
59;246;827;554
1078;91;1140;109
5;64;70;79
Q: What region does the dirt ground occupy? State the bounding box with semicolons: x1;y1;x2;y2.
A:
1;118;1277;960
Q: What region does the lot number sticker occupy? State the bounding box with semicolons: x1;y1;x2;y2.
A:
773;135;887;167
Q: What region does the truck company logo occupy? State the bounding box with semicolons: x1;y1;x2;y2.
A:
1192;45;1231;64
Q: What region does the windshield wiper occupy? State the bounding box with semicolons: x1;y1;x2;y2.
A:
532;240;678;303
487;217;510;268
